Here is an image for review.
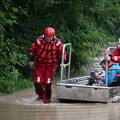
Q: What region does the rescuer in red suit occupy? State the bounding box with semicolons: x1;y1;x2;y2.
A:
105;39;120;63
111;42;120;62
29;27;67;103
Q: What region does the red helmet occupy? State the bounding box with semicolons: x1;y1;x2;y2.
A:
44;27;55;37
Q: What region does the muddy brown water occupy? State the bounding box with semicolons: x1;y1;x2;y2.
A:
0;84;120;120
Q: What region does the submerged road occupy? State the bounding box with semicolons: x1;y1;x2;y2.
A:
0;87;120;120
0;102;118;120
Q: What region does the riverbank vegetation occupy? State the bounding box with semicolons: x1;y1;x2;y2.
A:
0;0;120;93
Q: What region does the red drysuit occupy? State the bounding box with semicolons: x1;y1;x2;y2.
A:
30;35;67;103
112;47;120;62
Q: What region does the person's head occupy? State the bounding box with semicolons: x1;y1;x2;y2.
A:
100;58;114;70
100;59;110;70
100;59;109;70
44;27;55;42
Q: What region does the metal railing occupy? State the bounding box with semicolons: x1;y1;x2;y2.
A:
60;43;72;82
105;47;116;86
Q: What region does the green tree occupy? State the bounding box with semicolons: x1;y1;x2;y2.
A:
0;0;119;92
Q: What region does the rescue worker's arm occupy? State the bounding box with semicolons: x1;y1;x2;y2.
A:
111;48;120;63
29;42;38;68
112;48;119;56
94;68;116;86
111;56;120;63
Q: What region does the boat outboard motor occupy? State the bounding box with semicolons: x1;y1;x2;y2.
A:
88;71;96;85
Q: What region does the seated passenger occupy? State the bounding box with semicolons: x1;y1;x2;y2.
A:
94;59;120;87
105;38;120;63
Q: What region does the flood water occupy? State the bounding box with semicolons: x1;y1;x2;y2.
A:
0;88;120;120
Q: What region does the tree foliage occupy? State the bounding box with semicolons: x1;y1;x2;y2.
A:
0;0;120;92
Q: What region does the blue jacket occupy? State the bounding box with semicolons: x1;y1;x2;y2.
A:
101;63;120;86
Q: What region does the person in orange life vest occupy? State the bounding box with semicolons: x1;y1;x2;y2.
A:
29;27;67;103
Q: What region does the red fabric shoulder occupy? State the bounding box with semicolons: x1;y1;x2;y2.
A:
54;37;62;46
112;48;120;56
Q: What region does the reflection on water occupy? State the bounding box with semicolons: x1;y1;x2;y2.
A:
0;102;56;120
0;88;120;120
0;100;120;120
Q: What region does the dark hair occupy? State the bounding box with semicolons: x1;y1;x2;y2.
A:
100;59;109;65
100;54;112;65
100;59;106;65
